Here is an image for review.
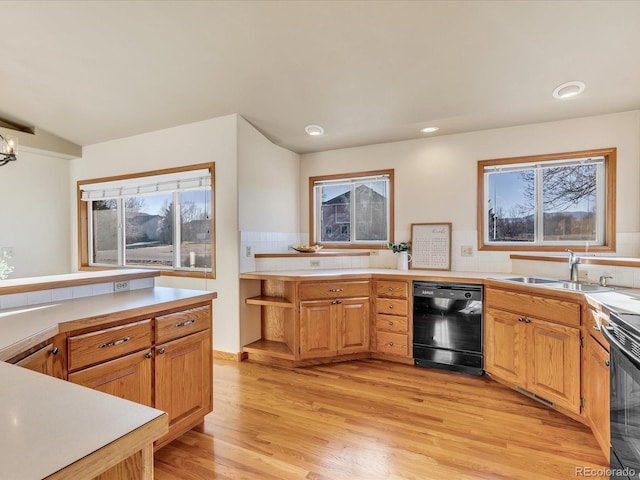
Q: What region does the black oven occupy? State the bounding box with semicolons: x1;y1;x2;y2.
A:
602;311;640;479
413;281;483;376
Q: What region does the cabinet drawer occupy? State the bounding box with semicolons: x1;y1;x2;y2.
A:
68;319;152;372
486;288;580;327
299;281;369;300
376;298;408;316
376;331;409;356
375;280;408;299
156;305;211;344
375;314;408;333
586;307;610;351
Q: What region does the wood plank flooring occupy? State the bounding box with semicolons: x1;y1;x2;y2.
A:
154;359;608;479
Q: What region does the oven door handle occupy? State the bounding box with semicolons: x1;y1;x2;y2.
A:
602;325;640;370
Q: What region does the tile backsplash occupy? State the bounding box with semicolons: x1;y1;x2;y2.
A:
0;277;155;311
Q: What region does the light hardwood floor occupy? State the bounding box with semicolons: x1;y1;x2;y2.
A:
154;359;608;480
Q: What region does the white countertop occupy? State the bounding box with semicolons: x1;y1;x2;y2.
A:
0;286;217;361
0;360;166;479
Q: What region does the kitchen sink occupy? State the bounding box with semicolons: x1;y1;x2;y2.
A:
492;276;615;292
497;276;561;284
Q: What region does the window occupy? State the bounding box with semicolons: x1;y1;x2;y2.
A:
478;149;616;252
78;164;215;278
310;169;394;247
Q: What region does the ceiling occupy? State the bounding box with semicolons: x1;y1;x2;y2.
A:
2;0;640;154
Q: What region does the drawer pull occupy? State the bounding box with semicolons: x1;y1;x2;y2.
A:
49;346;59;355
388;305;394;309
388;342;394;347
388;287;394;292
175;319;196;328
145;351;153;359
605;359;610;367
388;321;394;326
158;347;166;354
332;299;343;305
328;288;343;292
99;336;130;349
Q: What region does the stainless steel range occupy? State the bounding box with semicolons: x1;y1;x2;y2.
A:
412;281;484;375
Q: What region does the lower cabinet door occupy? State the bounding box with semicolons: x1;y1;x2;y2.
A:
526;318;581;414
584;334;610;459
68;349;153;407
300;300;337;359
337;298;370;354
484;307;526;385
155;329;212;446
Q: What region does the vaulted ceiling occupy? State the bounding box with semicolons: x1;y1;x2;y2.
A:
2;1;640;154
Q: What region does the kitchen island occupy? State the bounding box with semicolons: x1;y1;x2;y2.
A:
0;269;217;479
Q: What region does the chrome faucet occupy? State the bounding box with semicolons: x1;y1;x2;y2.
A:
567;249;581;282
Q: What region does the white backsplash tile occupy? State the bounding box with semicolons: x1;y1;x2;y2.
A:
27;290;53;305
1;293;28;309
52;287;73;302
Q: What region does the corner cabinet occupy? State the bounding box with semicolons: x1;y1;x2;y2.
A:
9;334;67;379
243;278;371;365
484;287;581;415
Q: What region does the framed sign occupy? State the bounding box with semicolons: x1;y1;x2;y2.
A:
410;223;452;270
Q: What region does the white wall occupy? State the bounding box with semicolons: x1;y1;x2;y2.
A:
237;116;301;274
0;149;72;278
237;116;300;345
70;115;241;353
300;111;640;272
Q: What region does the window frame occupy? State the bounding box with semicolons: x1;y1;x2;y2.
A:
77;163;216;279
477;148;616;253
309;169;394;248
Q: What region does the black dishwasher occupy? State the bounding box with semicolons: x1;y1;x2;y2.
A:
413;281;484;375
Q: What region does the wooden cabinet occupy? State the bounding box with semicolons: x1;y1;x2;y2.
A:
584;332;610;459
243;278;370;364
485;287;582;415
373;280;411;360
12;334;67;379
66;302;213;449
155;329;212;448
300;295;369;359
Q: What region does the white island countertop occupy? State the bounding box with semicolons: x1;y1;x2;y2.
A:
0;286;217;361
0;360;167;479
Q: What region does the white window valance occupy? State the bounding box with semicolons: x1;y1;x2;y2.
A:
80;168;211;201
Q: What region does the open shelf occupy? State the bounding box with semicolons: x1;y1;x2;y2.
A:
245;296;294;308
242;339;294;360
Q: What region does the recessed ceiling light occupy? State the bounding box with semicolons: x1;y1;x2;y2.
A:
420;127;439;133
305;124;324;136
552;81;586;99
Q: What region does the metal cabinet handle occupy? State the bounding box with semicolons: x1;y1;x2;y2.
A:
388;321;394;326
524;317;531;323
388;305;394;309
605;359;610;367
328;288;343;292
158;347;166;354
388;287;394;292
49;347;59;355
99;337;130;348
388;342;394;347
175;319;196;328
518;317;525;323
145;351;153;359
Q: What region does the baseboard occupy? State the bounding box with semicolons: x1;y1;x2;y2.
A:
213;350;246;362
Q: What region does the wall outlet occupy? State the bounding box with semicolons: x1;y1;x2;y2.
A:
370;250;379;256
461;245;473;257
310;260;320;267
245;246;252;257
114;280;130;292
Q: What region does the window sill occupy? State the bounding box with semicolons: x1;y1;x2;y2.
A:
80;265;214;280
255;251;370;259
510;254;640;268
